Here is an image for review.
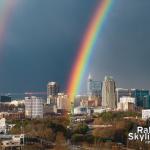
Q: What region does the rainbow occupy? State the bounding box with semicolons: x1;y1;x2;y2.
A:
0;1;17;47
67;0;113;103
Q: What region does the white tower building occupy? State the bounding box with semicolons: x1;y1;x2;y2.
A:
102;76;116;109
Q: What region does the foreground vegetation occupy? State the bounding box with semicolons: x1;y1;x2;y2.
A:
7;111;150;149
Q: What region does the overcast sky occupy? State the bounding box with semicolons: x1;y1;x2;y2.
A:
0;0;150;93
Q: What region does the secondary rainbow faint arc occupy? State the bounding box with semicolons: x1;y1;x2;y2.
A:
67;0;113;102
0;1;17;47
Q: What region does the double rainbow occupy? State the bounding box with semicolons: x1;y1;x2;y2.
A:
0;1;17;47
67;0;113;102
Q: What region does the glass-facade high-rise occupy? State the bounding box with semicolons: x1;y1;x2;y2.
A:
87;74;102;97
131;89;149;107
143;95;150;109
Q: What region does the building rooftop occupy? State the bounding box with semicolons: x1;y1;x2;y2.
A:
48;82;57;86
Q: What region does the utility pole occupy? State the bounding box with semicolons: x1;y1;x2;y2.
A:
20;118;24;150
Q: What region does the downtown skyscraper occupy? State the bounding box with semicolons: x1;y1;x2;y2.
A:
87;74;102;97
47;82;59;105
47;82;59;97
102;76;116;109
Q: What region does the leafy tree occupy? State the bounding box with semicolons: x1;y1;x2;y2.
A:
84;135;94;144
71;134;84;144
73;123;89;134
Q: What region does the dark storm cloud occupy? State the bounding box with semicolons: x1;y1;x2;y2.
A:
0;0;150;93
0;0;98;92
88;0;150;90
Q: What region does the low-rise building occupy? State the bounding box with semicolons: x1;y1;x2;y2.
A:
74;95;88;107
0;134;24;150
117;96;135;111
142;109;150;120
10;100;25;106
0;112;25;120
93;107;106;114
74;106;91;115
119;96;135;104
57;93;69;110
0;118;6;134
43;104;57;116
80;98;100;107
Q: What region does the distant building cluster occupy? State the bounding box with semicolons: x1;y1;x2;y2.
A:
46;82;70;114
72;74;150;117
0;74;150;120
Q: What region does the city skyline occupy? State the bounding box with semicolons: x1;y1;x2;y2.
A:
1;1;150;149
0;0;150;93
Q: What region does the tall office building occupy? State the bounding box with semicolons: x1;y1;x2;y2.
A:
143;95;150;109
102;76;116;109
25;96;43;119
47;82;59;97
131;89;149;107
87;74;102;97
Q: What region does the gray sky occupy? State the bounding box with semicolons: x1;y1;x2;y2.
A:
0;0;150;93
